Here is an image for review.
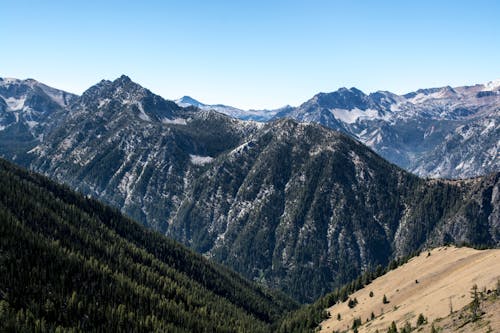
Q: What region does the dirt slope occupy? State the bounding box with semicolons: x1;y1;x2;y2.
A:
319;246;500;333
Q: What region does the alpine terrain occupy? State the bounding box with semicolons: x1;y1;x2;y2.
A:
0;75;499;302
180;81;500;179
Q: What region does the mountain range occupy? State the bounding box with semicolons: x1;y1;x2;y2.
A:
0;75;499;302
177;80;500;179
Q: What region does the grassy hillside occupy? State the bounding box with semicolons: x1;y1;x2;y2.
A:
318;246;500;333
0;158;296;332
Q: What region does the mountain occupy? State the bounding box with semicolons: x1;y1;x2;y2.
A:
2;76;498;179
29;75;259;232
272;81;500;179
0;77;77;163
175;95;287;121
0;158;296;332
167;118;500;301
2;75;500;303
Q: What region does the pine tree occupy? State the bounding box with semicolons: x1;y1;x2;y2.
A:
387;321;398;333
470;284;481;321
400;321;411;333
416;313;426;326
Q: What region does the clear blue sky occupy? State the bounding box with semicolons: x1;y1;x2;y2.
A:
1;0;499;109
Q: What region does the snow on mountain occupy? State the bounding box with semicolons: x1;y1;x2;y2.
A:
1;74;498;179
0;77;78;162
175;80;499;179
272;81;500;178
483;79;500;91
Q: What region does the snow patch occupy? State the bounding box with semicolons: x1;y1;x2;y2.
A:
480;119;496;135
162;117;187;125
5;96;26;111
190;154;213;165
331;108;381;124
1;78;21;85
136;102;151;122
483;79;500;91
27;145;44;155
60;137;74;151
98;99;110;107
25;120;38;129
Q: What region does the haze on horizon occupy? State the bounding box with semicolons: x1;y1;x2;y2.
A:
1;0;499;110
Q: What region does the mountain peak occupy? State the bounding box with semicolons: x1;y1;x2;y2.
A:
81;75;148;104
308;86;370;110
0;77;40;88
176;95;205;107
115;74;132;84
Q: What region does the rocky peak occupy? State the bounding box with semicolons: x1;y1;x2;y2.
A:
305;87;372;111
80;75;148;105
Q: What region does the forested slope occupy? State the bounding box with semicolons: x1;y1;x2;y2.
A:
0;158;296;332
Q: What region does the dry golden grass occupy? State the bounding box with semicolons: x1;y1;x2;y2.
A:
434;293;500;333
318;246;500;333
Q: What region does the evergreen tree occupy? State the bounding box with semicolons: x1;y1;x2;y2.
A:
416;313;426;326
387;321;398;333
470;284;481;321
0;158;296;333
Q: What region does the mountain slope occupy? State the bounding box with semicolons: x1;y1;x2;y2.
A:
0;158;296;332
29;76;259;231
168;118;500;301
317;246;500;333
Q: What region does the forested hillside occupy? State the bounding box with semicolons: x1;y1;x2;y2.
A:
0;158;296;332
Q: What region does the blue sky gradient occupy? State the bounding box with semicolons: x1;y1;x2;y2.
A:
2;0;499;109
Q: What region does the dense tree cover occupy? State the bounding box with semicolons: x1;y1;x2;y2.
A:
0;158;296;332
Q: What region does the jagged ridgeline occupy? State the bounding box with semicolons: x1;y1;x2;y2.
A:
0;159;297;332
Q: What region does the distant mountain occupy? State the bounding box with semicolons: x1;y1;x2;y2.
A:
0;158;295;332
175;95;287;121
272;81;500;179
0;77;77;163
1;75;499;303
